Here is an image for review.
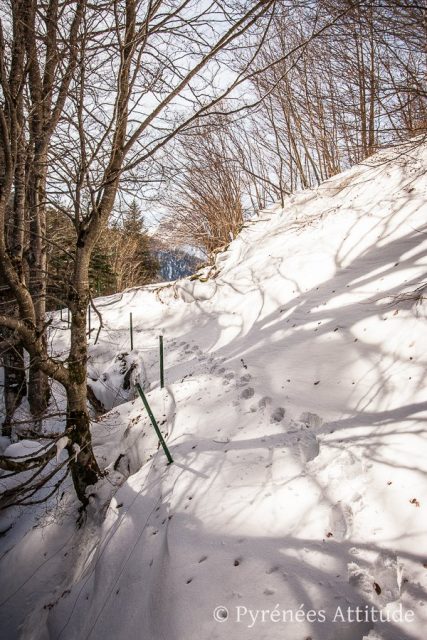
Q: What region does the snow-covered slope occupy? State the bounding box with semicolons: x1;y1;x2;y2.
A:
1;141;426;640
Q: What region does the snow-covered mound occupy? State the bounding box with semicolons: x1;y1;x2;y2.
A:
1;141;426;640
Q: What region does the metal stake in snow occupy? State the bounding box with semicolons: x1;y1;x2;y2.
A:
130;312;133;351
135;382;173;464
159;334;164;388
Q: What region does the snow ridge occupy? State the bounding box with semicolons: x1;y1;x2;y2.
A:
1;142;426;640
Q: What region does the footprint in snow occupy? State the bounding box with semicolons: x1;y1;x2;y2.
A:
290;429;320;462
328;450;364;483
301;433;320;462
266;566;279;575
329;502;353;540
241;387;254;399
270;407;285;423
258;396;272;410
299;411;323;428
348;551;402;608
237;374;252;386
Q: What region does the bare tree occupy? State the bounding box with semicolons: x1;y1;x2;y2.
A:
0;0;277;505
161;123;244;255
1;0;424;508
232;0;426;208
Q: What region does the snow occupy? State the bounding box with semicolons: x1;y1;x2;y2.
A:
3;440;46;459
1;141;426;639
56;437;69;462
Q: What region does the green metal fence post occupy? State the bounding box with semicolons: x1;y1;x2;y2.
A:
159;334;164;388
135;383;173;464
130;312;133;350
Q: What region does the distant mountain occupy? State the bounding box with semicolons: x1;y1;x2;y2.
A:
155;248;202;281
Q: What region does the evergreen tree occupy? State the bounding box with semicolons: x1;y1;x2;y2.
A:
120;201;159;286
123;199;144;235
45;203;159;303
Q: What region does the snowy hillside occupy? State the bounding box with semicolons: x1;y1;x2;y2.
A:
1;141;426;640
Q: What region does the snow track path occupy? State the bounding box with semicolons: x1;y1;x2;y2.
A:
1;142;426;640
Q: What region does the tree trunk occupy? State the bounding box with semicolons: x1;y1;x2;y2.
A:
2;32;27;433
66;382;101;506
66;281;101;505
27;158;50;420
1;332;26;437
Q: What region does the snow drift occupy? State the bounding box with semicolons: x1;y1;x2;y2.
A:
1;140;426;640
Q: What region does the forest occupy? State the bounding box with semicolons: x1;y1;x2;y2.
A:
0;0;427;510
0;2;426;638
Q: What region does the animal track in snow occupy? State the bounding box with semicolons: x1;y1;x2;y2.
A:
258;396;272;409
325;451;365;495
348;552;402;608
270;407;286;423
299;411;323;428
241;387;254;399
290;428;320;462
237;374;252;386
266;566;279;575
329;502;353;540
